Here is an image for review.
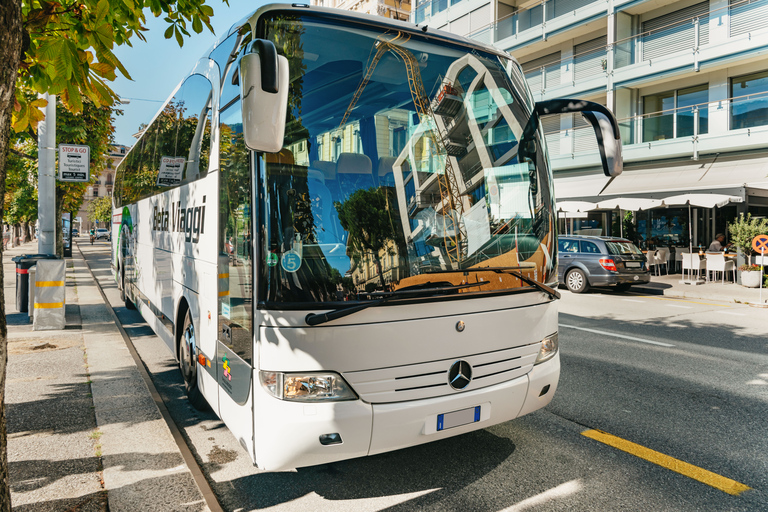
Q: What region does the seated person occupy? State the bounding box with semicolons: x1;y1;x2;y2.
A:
708;233;731;252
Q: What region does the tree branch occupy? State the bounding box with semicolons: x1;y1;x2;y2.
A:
11;148;36;161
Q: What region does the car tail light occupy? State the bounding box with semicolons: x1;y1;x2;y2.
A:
599;258;617;271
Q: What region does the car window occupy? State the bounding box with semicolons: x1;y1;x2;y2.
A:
558;239;579;253
606;241;643;255
580;241;601;254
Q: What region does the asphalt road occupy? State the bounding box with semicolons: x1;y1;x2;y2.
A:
79;240;768;511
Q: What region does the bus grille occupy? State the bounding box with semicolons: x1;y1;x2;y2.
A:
342;344;539;404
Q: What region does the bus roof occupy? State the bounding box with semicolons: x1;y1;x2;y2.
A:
206;3;515;65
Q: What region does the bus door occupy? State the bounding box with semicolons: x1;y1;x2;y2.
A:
216;99;256;458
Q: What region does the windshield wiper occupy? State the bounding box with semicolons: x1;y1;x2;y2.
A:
425;266;561;300
305;281;490;326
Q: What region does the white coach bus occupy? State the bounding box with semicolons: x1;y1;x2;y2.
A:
112;3;622;471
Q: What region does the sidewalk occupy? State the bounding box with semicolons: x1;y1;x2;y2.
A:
4;241;210;511
631;271;768;305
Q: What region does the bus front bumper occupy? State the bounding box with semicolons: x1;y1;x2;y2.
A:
253;354;559;471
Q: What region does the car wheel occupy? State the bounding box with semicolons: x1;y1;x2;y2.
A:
566;269;589;293
179;309;209;411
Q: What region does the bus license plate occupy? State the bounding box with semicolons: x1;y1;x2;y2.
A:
437;406;481;431
626;261;641;268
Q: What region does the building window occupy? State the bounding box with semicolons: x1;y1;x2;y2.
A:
642;84;708;142
731;70;768;130
93;188;99;197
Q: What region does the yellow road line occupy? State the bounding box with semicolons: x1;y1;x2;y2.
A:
582;429;751;496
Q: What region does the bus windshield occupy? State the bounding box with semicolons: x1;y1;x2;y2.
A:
259;13;556;305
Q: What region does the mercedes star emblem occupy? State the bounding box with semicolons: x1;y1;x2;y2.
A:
448;360;473;390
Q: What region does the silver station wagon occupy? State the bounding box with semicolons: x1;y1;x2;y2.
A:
558;235;651;293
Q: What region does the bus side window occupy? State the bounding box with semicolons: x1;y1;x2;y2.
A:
118;74;213;203
218;96;253;364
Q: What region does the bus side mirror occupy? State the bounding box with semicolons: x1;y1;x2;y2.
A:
240;40;289;153
520;99;623;177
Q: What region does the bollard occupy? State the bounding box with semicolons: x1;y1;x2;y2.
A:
33;259;66;330
28;267;36;323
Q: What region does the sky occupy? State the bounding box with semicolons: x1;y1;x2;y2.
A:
111;0;269;147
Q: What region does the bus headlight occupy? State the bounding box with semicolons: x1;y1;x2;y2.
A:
259;371;358;402
535;332;558;364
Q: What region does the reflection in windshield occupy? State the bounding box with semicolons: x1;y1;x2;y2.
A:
260;14;555;305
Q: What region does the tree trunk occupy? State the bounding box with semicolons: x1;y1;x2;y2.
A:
0;0;23;509
374;256;386;290
21;221;29;243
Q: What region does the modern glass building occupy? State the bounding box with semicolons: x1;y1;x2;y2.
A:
413;0;768;249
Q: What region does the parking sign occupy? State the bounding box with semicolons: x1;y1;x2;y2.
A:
58;144;90;182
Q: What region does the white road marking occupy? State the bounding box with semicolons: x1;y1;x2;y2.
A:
716;311;746;317
667;305;693;309
622;299;645;303
560;324;675;347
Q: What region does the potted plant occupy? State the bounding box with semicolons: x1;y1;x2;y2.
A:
729;213;768;263
738;264;762;288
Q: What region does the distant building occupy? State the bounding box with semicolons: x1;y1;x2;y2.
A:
76;144;128;232
312;0;412;21
414;0;768;249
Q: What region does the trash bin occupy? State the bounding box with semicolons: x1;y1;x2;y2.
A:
12;254;59;313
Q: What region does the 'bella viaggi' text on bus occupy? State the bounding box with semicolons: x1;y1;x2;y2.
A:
112;3;622;471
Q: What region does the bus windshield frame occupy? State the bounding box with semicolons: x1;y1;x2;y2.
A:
255;11;556;308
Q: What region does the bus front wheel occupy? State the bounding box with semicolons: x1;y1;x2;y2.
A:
179;310;209;411
121;267;135;310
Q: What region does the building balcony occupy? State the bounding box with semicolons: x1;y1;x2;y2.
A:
523;0;768;101
547;90;768;170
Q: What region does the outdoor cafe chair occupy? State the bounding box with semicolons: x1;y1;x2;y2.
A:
655;247;670;275
681;253;705;281
705;253;736;284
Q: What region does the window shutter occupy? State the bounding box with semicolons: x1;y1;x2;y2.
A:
521;52;561;92
642;2;709;61
573;113;598;153
542;115;562;156
573;36;607;81
730;0;768;37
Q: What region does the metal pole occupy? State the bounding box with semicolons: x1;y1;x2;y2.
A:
38;93;56;255
688;203;693;253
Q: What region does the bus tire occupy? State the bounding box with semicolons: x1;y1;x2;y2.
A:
179;309;209;411
121;267;136;310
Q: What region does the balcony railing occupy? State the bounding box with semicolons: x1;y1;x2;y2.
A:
520;0;767;94
544;91;768;155
414;0;600;40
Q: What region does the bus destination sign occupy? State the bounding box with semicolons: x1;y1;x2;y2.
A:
58;144;90;182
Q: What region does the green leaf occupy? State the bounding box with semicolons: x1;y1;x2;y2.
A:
175;27;184;47
37;38;64;63
192;16;202;34
54;49;73;81
94;23;114;49
164;24;174;39
94;0;110;24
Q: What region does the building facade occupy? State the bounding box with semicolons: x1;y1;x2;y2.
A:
415;0;768;249
75;144;128;232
